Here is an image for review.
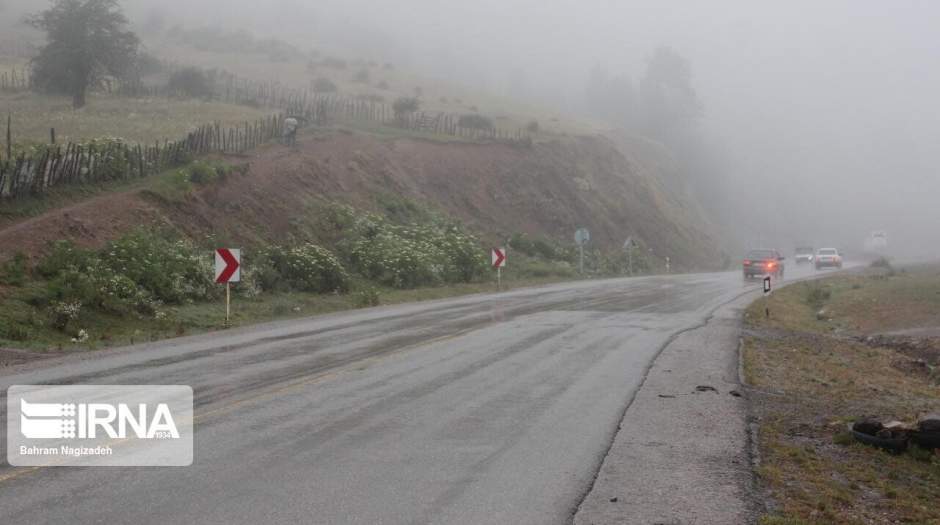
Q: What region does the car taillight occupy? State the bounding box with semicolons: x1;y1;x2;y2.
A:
767;261;776;268
743;260;751;266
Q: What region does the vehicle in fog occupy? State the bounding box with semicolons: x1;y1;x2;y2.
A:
793;246;815;264
742;249;785;279
815;248;843;270
864;231;888;253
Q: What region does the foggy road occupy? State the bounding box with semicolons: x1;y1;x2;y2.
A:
0;266;825;524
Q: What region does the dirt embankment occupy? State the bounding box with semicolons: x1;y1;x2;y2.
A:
0;130;728;271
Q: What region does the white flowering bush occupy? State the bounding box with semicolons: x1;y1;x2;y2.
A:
263;243;350;293
50;300;82;330
71;329;90;343
40;231;217;328
103;230;217;304
345;215;485;289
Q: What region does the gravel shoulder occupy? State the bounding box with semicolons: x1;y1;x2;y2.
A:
574;288;760;524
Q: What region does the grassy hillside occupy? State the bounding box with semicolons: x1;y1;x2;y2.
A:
0;91;265;147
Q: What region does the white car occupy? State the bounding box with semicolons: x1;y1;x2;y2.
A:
794;246;815;264
815;248;843;270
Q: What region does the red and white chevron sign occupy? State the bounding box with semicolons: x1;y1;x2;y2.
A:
215;249;241;283
491;248;506;268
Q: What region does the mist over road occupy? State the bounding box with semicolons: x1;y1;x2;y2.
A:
0;266;826;524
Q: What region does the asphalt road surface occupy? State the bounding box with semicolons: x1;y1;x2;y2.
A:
0;265;826;524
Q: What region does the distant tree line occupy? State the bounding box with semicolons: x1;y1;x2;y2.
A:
585;46;702;145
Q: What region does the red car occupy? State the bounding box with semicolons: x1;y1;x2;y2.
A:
743;249;785;279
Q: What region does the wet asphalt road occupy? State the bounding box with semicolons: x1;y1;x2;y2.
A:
0;267;820;524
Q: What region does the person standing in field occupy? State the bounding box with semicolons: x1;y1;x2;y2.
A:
283;117;299;147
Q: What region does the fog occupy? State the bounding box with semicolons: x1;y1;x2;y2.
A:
5;0;939;260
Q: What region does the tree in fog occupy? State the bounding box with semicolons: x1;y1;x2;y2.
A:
639;46;702;141
585;65;636;128
27;0;139;109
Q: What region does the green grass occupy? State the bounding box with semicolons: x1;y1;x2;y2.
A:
747;266;940;334
0;91;266;149
743;266;940;524
0;272;576;352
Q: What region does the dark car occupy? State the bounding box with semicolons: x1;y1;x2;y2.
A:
794;246;815;264
743;249;785;279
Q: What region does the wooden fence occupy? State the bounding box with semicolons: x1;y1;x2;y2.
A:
0;68;30;92
0;64;531;201
0;114;285;200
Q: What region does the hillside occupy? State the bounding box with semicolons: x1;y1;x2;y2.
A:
0;127;727;273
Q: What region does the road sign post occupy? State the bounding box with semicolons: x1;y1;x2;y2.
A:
492;247;507;290
623;237;637;276
763;275;772;318
575;228;590;275
215;248;241;326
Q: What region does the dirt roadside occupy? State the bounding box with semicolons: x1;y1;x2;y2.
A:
0;129;726;271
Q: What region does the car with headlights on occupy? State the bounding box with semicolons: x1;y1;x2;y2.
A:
743;249;785;279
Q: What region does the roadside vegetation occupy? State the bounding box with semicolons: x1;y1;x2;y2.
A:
743;265;940;524
0;157;660;354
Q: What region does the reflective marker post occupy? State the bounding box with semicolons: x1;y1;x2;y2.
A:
215;248;241;327
492;248;507;291
763;275;772;318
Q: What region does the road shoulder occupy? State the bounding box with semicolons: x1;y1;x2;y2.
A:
574;292;759;525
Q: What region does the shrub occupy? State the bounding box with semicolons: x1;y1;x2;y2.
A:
167;67;214;99
392;96;420;119
35;241;96;279
49;300;82;331
354;287;381;308
805;284;831;309
37;231;216;317
526;120;540;133
135;51;164;76
1;323;31;341
0;252;29;286
186;161;217;185
509;233;570;261
265;244;350;293
185;160;234;186
313;77;337;93
352;68;370;83
458;114;494;130
103;230;216;304
345;215;485;288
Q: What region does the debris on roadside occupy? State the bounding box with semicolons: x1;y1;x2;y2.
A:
849;415;940;454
